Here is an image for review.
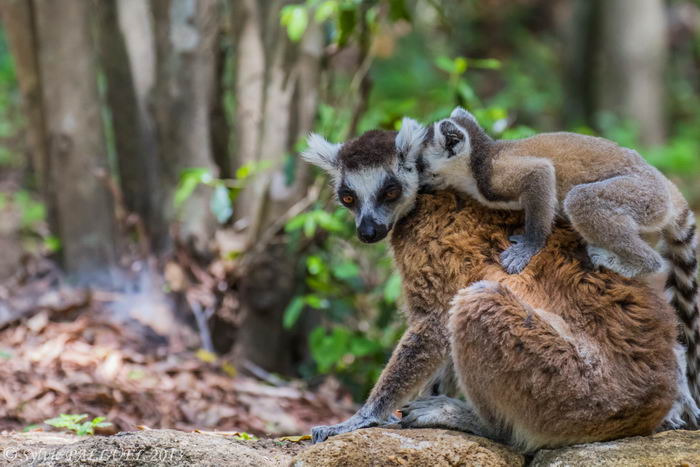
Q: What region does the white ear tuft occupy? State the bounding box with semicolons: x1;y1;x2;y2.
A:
450;106;476;123
301;133;342;174
396;117;426;156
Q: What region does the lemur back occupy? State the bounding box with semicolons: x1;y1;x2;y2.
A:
398;108;700;423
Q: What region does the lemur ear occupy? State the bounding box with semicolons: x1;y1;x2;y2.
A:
396;117;426;161
450;106;477;123
301;133;342;174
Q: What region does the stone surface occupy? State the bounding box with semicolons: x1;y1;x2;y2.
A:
0;429;307;466
2;428;699;466
531;430;700;467
291;428;524;467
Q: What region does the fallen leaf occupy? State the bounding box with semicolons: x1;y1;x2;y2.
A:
279;434;311;442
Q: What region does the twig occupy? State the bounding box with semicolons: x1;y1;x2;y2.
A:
189;299;215;353
242;360;287;387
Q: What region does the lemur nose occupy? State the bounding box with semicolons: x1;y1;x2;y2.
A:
358;218;388;243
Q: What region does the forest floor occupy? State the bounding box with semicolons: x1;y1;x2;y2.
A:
0;278;354;437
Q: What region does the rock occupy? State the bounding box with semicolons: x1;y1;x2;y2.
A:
531;430;700;467
291;428;524;467
0;429;307;467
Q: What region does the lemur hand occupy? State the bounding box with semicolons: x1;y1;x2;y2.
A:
500;236;541;274
311;413;382;443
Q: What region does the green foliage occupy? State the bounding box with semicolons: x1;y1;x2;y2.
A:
174;162;269;225
44;414;112;436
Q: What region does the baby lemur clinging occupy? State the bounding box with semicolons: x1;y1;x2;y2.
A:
402;107;696;276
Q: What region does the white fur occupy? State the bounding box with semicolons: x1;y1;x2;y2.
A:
450;106;477;123
396;118;427;161
663;343;700;428
302;133;342;176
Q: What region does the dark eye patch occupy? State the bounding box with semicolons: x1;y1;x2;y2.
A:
337;185;358;208
377;176;402;203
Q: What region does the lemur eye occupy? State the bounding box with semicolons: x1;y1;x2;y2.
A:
385;189;401;201
341;194;355;206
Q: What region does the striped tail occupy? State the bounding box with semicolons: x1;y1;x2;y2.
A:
662;208;700;427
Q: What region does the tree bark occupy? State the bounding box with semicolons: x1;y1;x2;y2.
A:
595;0;668;146
0;0;50;210
95;0;165;250
151;0;221;252
231;0;323;373
33;0;119;282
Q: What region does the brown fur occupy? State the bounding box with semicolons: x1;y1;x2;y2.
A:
338;130;398;171
385;191;678;450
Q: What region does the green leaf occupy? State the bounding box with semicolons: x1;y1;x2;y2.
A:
315;0;337;22
453;57;468;74
303;215;317;238
281;5;309;42
383;273;402;303
435;56;455;73
315;210;346;233
285;212;309;232
304;294;329;309
337;7;356;46
388;0;411;21
332;260;360;280
471;58;501;69
174;168;211;208
210;184;233;223
283;296;305;329
44;235;61;253
306;255;326;275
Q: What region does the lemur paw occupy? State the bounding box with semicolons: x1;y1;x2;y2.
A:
500;242;540;274
586;246;661;278
399;396;479;432
311;414;381;443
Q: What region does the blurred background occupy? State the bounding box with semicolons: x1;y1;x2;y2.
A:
0;0;698;437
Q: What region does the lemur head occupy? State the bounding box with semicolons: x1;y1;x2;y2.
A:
407;107;479;189
302;120;425;243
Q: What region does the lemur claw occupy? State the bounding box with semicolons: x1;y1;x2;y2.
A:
311;414;381;443
500;242;540;274
508;234;525;245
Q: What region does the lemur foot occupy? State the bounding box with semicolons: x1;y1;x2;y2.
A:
311;413;383;443
399;396;486;435
586;245;662;278
500;239;541;274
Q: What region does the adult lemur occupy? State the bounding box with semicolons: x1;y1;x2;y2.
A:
397;108;700;419
302;128;699;450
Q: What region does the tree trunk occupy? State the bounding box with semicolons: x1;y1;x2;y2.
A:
231;0;323;373
152;0;220;252
0;0;50;211
33;0;119;282
95;0;165;250
595;0;668;146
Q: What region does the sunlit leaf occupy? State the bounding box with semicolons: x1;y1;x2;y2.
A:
281;5;309;42
471;58;501;69
279;434;311;442
315;0;337;22
196;348;217;363
283;296;305;329
210;184;233;223
435;56;455;73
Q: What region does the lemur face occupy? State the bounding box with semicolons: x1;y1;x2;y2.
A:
302;124;423;243
419;115;472;189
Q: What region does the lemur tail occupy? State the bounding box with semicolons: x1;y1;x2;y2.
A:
662;208;700;426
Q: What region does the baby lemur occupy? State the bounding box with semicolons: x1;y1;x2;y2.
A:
403;107;695;279
400;110;700;402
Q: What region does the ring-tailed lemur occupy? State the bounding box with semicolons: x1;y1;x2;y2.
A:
301;127;698;448
398;107;700;416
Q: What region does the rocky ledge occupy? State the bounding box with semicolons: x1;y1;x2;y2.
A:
0;427;698;466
